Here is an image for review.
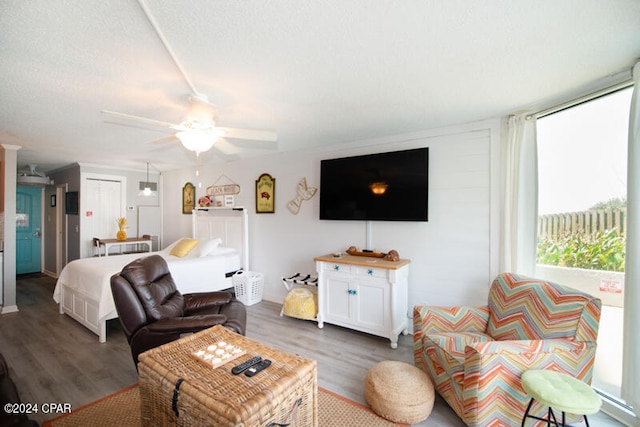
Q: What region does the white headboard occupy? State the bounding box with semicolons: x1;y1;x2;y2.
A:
192;207;249;270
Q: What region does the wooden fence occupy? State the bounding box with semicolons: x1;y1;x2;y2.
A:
538;208;627;240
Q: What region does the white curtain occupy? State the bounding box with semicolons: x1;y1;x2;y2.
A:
622;60;640;414
501;114;538;276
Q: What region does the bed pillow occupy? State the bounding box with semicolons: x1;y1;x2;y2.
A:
191;238;223;257
169;238;199;257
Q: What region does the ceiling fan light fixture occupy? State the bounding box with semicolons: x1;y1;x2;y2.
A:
176;129;217;154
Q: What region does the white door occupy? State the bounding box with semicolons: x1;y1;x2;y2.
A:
82;177;124;258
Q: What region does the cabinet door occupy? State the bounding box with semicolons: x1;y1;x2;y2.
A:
323;273;352;324
353;279;389;333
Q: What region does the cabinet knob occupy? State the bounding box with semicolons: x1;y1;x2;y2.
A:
334;265;340;271
348;289;358;295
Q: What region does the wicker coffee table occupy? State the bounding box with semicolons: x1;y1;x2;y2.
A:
138;325;318;426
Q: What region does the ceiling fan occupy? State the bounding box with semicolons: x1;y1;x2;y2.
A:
101;94;277;158
101;0;277;159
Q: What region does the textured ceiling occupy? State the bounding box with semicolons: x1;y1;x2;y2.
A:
1;0;639;173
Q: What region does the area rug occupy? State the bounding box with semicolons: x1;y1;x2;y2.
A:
43;384;407;427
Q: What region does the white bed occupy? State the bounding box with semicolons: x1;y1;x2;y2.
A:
53;208;249;342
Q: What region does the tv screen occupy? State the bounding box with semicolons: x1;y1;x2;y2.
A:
319;147;428;221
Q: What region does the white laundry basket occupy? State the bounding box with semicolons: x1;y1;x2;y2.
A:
232;270;264;306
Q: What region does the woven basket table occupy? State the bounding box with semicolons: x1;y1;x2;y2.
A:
138;325;318;426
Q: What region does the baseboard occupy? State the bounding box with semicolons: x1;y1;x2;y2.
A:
42;269;58;279
1;305;19;314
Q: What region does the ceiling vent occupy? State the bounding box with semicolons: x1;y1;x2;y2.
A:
17;165;54;186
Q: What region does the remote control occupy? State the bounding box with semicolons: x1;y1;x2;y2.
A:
231;356;262;375
245;359;271;377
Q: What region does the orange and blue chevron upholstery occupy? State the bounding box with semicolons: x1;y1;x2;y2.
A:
413;272;601;427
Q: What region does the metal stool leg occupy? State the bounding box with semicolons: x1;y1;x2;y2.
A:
521;398;535;427
548;407;555;426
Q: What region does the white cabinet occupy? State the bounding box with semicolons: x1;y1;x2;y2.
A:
315;254;410;348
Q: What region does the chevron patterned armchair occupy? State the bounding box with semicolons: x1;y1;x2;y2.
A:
413;272;601;427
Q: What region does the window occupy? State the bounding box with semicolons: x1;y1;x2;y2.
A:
536;87;632;410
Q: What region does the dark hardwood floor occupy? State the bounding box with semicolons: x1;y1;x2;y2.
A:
0;274;623;426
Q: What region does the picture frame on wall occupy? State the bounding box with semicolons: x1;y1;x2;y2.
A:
255;173;275;213
65;191;79;215
182;182;196;214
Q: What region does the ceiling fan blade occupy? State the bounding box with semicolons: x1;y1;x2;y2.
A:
101;110;179;131
212;146;240;162
148;135;178;146
213;138;240;155
217;127;277;142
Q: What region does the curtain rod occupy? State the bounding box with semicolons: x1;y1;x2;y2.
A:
527;79;634;120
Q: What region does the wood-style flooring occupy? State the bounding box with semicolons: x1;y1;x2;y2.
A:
0;274;624;426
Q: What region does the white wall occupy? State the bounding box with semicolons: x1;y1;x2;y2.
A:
161;119;502;311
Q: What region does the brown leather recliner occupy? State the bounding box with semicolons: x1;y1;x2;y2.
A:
110;255;247;367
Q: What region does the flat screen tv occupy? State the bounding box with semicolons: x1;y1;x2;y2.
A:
319;147;428;221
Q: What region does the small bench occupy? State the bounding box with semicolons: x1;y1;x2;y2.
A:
521;370;602;427
280;273;318;320
281;273;318;291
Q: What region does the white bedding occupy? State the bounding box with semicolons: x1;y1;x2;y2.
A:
53;244;241;322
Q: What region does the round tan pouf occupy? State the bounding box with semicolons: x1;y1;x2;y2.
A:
364;361;435;424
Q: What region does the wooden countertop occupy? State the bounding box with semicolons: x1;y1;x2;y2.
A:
314;253;410;270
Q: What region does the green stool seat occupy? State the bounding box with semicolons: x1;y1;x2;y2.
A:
521;370;602;427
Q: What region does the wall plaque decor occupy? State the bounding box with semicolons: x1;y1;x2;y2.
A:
207;174;241;196
287;177;317;215
182;182;196;214
255;173;275;213
207;175;241;207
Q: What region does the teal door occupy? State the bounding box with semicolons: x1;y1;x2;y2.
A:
16;186;42;274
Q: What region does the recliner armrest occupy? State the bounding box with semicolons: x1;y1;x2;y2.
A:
183;291;233;314
146;314;228;334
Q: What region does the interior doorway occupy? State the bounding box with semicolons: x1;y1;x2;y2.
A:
42;184;68;278
16;186;42;274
